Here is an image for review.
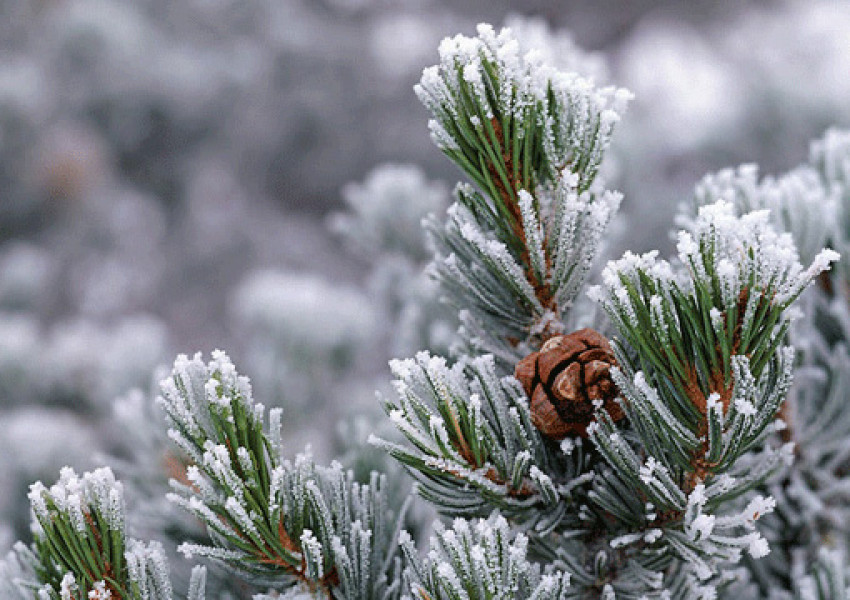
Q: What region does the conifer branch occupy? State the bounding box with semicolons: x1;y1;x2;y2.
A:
399;516;571;600
419;24;630;362
158;351;408;599
687;129;850;596
3;18;850;600
371;352;587;533
0;467;205;600
583;199;838;591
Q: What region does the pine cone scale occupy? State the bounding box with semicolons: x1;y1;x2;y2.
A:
584;360;610;383
514;354;538;391
578;348;611;363
531;387;573;439
553;363;582;402
538;353;570;388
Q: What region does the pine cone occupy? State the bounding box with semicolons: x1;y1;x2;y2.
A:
514;328;623;439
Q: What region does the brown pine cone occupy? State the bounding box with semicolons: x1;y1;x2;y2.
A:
514;328;623;439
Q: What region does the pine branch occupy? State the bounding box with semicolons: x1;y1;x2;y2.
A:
678;131;850;597
401;22;848;597
419;24;630;362
416;24;628;235
399;515;571;600
371;352;587;533
157;351;408;599
0;467;205;600
593;201;837;431
581;199;838;593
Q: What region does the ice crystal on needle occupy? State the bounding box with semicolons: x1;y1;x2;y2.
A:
4;466;197;600
416;23;630;196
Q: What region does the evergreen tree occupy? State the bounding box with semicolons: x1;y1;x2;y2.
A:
2;21;849;600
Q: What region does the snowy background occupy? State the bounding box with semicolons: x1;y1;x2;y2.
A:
1;0;849;559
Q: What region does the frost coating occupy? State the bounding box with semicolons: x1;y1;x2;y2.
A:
420;22;630;363
158;351;406;599
400;515;571;600
10;466;185;600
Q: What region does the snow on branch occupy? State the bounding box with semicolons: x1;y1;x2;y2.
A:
578;199;839;592
400;515;571;600
416;23;630;209
158;351;407;599
592;200;838;430
419;24;630;363
0;466;204;600
373;351;587;533
681;163;838;268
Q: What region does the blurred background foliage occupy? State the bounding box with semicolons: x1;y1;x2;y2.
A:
0;0;848;579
